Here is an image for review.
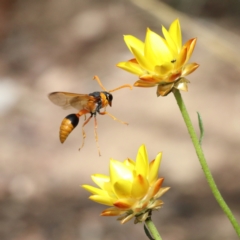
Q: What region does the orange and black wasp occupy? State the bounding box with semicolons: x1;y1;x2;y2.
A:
48;75;132;155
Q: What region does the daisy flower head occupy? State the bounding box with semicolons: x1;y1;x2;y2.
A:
117;19;199;96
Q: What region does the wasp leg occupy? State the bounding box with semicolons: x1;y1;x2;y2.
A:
99;111;128;125
93;115;101;156
78;115;92;152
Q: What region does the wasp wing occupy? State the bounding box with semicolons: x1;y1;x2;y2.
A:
48;92;94;110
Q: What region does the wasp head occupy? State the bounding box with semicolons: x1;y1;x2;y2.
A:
104;92;113;106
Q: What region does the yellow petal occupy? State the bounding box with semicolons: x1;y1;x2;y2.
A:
110;159;133;185
123;158;136;171
162;25;178;57
113;179;132;198
145;28;173;64
135;145;149;177
152;75;167;82
169;19;182;53
184;38;197;63
131;174;149;199
154;63;173;76
175;45;187;70
117;61;143;76
151;178;164;198
182;63;199;76
82;184;108;196
124;35;144;55
90;195;115;206
91;174;110;189
130;44;154;71
144;29;161;66
167;72;182;83
149;152;162;184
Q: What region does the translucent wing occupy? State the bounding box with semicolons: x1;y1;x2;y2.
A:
48;92;94;110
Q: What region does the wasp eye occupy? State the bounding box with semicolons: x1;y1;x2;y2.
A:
104;92;113;102
108;94;113;102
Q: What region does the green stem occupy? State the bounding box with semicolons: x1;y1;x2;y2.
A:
173;89;240;237
145;217;162;240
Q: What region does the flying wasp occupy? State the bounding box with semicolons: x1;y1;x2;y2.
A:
48;75;132;155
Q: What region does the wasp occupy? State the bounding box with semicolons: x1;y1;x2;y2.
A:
48;75;132;155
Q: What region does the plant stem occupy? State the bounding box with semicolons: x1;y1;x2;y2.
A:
173;89;240;237
145;217;162;240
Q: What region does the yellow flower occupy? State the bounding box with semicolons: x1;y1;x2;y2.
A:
117;19;199;96
82;145;170;224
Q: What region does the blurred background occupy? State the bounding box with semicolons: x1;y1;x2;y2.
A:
0;0;240;239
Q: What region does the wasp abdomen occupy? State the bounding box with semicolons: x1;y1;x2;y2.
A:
59;114;79;143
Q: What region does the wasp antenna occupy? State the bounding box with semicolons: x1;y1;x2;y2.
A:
93;75;108;91
109;84;133;93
